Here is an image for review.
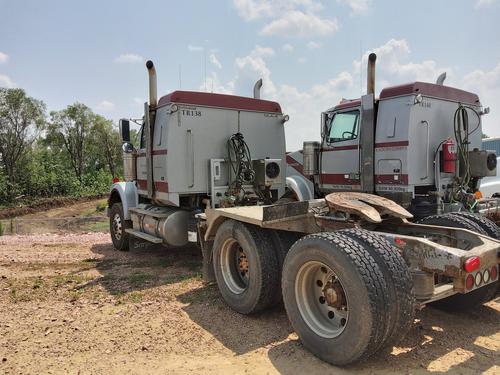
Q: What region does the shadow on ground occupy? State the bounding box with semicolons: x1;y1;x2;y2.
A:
88;239;202;295
177;284;293;355
267;302;500;374
88;238;498;372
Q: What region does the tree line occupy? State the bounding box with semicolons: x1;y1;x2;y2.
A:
0;87;123;206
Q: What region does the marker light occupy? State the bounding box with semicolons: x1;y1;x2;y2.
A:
475;272;483;287
464;257;480;273
483;269;490;284
465;274;475;290
491;265;498;281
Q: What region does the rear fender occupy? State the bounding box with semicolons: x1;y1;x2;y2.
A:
108;182;138;220
286;175;314;201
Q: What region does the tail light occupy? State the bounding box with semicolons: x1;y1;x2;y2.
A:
113;177;120;183
466;274;475;290
464;257;480;273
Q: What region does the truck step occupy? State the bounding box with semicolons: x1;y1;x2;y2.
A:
128;207;171;218
125;229;163;243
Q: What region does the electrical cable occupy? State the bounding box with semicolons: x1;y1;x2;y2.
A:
226;133;255;202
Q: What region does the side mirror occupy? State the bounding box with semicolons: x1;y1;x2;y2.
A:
119;119;130;143
321;112;326;139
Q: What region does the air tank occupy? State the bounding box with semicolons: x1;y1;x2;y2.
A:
302;141;321;176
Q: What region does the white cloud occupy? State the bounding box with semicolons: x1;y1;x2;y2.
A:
253;45;275;57
261;11;338;37
282;43;294;52
337;0;371;15
475;0;498;8
188;44;203;52
0;74;15;88
133;97;146;106
298;57;307;64
233;0;274;21
114;53;143;64
0;52;9;64
233;0;323;21
235;46;277;97
462;63;500;137
209;53;222;69
200;72;235;94
234;0;337;37
353;39;451;92
307;41;322;49
97;100;115;111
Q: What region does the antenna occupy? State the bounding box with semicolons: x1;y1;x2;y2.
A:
204;48;207;92
179;64;182;89
360;40;362;96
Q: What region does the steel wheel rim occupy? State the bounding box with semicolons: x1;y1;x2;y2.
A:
112;213;123;240
295;260;349;338
220;238;249;294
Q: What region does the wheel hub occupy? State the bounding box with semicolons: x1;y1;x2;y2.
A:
113;213;122;240
220;239;250;295
323;280;346;310
295;261;349;338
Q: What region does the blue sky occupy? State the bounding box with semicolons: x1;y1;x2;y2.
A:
1;0;499;150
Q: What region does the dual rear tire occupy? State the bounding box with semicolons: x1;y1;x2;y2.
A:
212;221;414;365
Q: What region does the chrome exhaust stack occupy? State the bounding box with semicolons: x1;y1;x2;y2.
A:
253;78;263;99
367;53;376;95
146;60;158;108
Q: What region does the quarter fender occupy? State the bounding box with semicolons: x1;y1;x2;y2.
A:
108;181;138;220
286;175;314;201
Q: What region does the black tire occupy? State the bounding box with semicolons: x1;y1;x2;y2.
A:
416;214;488;235
418;214;497;310
282;232;390;365
447;212;500;239
338;229;415;348
109;203;131;251
266;230;303;305
212;220;280;314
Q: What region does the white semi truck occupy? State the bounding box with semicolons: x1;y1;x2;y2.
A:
108;57;499;366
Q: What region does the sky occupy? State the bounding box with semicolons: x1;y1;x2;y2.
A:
1;0;499;150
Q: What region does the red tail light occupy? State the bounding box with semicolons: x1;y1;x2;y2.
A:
465;274;475;290
113;177;120;183
491;265;498;281
464;257;480;273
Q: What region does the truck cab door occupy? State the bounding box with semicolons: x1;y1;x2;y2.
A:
136;124;148;192
320;109;361;191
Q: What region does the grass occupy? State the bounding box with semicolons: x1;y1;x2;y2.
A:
83;220;109;232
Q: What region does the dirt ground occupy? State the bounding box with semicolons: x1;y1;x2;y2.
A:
0;232;499;375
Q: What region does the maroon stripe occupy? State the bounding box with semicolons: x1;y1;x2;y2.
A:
286;155;306;176
375;174;408;185
137;149;168;157
137;179;147;190
154;181;169;192
322;145;359;152
321;174;360;185
152;149;168;155
375;141;409;148
136;179;169;192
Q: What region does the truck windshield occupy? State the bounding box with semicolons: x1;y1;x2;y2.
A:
327;111;359;143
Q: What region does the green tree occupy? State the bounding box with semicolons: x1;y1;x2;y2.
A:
0;88;45;190
89;115;122;177
48;103;94;181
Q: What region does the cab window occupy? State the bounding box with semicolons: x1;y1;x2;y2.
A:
327;110;359;143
